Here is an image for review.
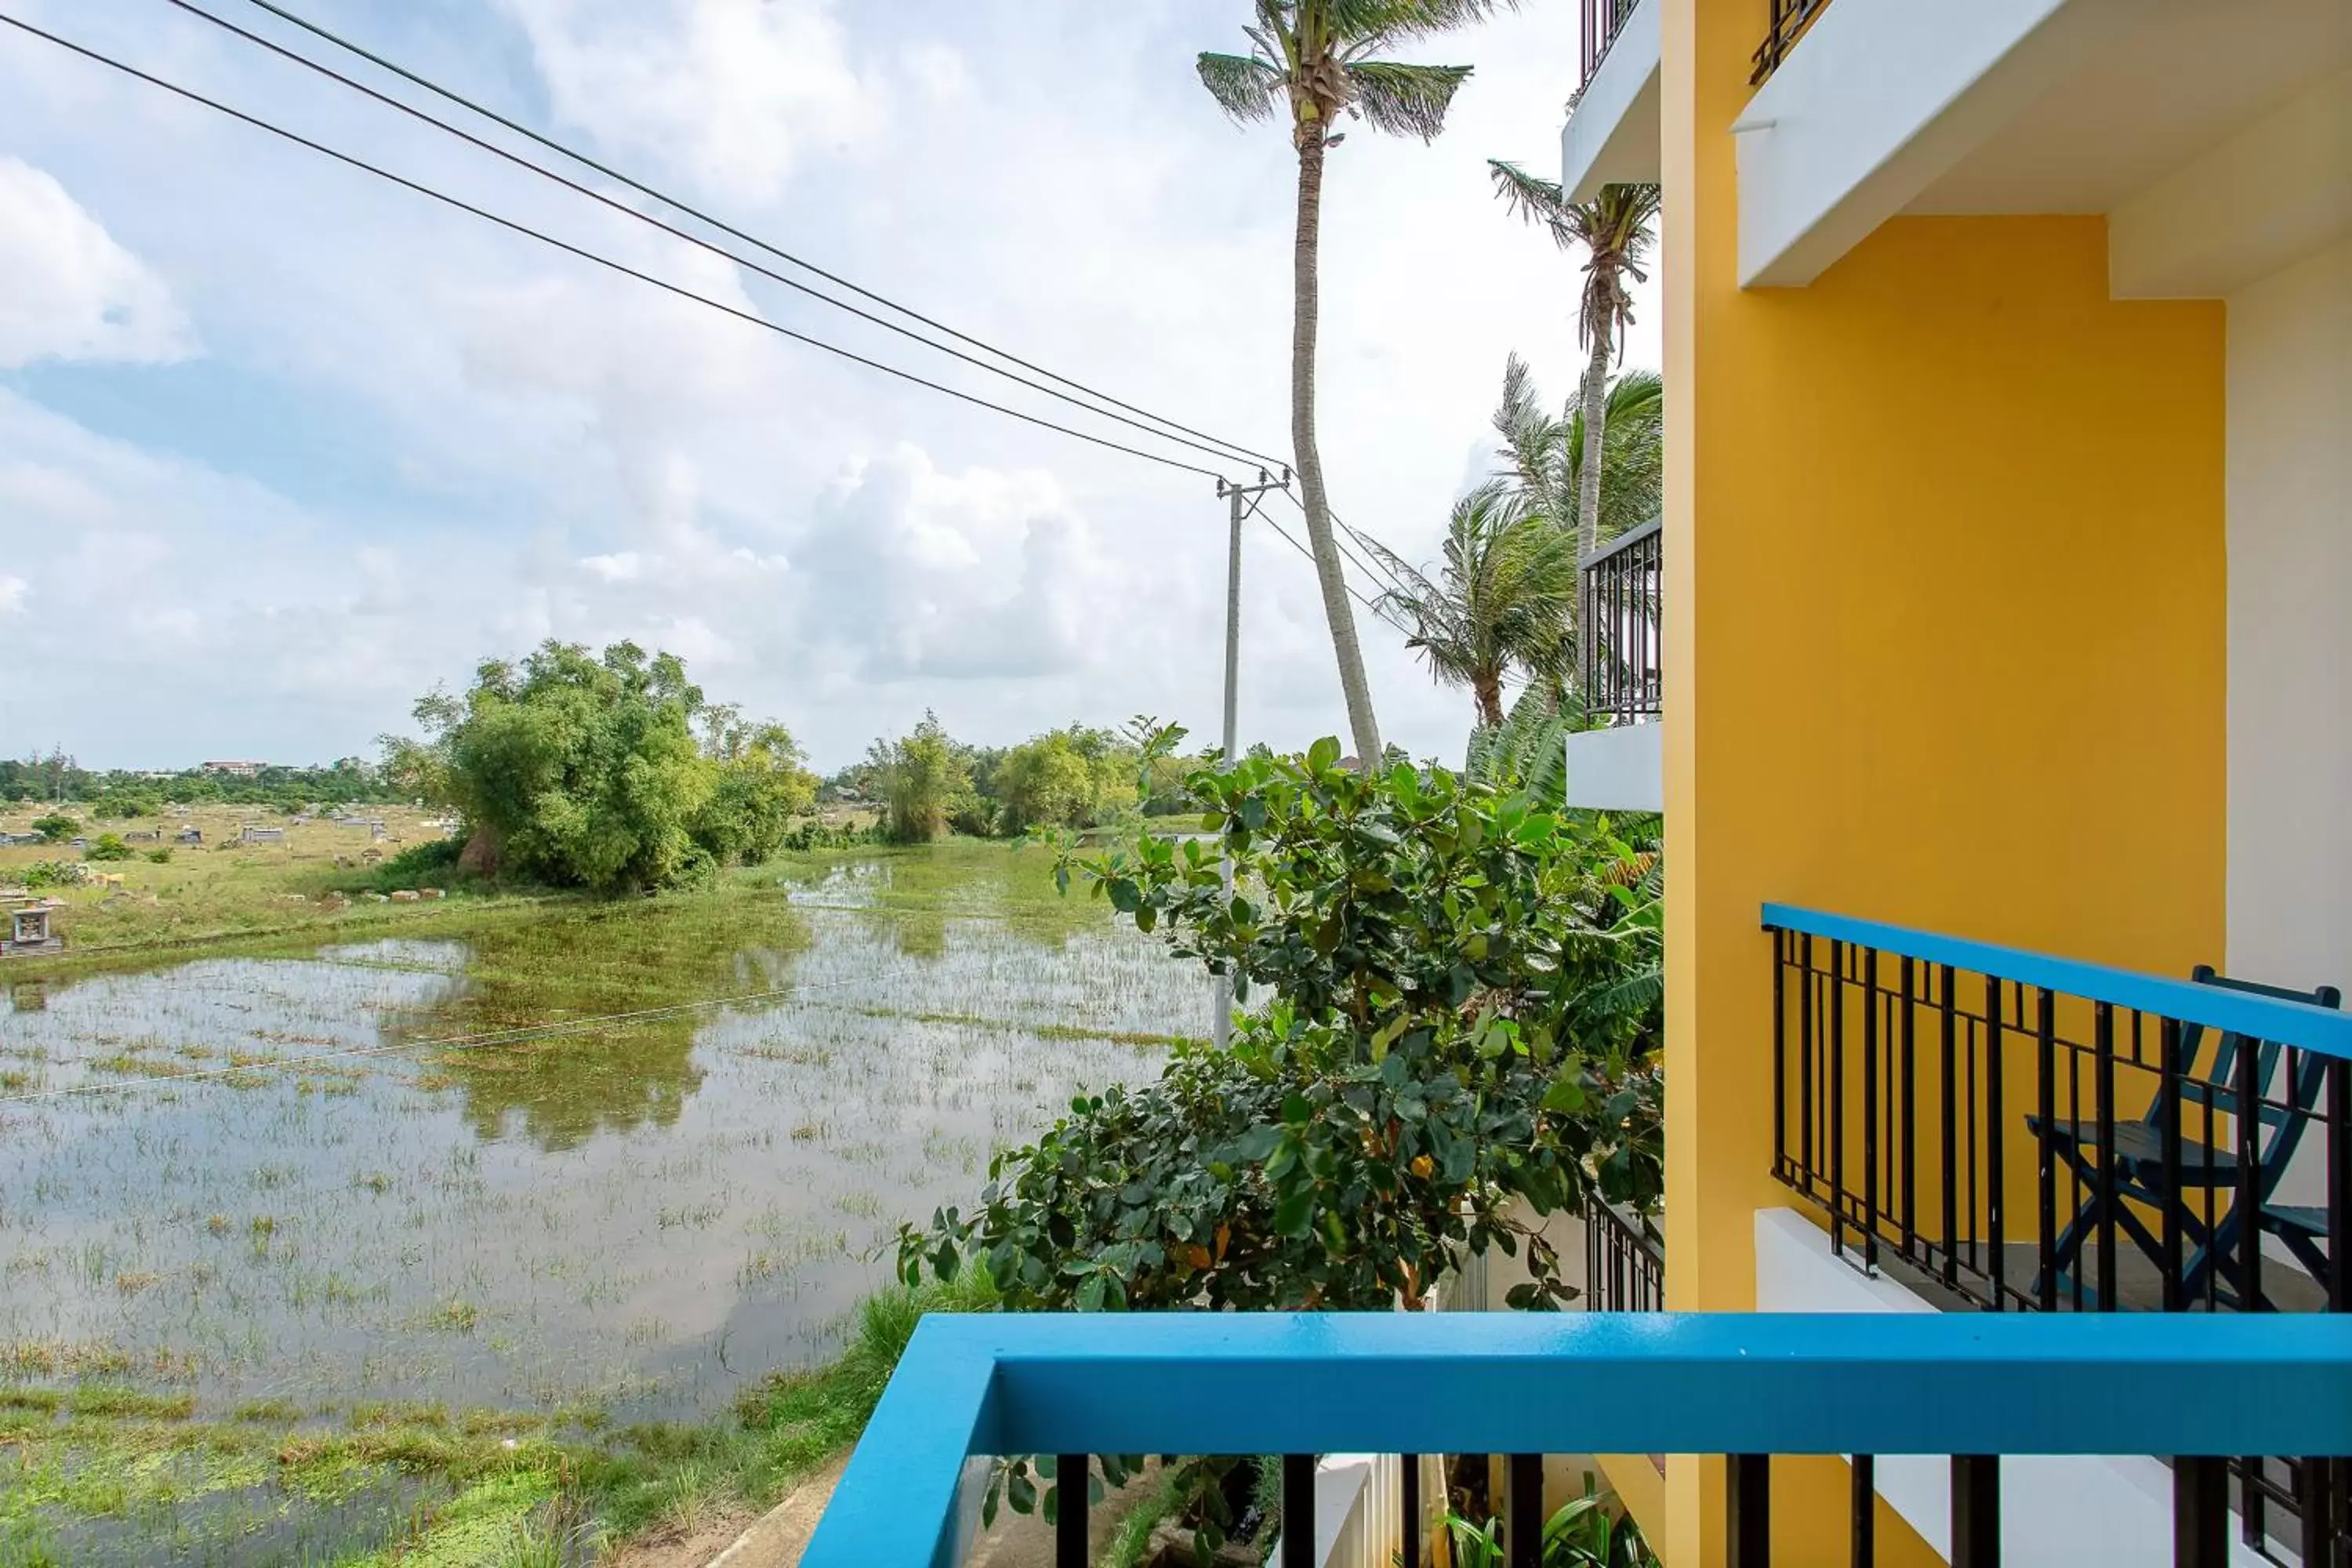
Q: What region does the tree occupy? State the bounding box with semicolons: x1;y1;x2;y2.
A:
1200;1;1515;771
1487;165;1660;561
31;813;78;844
1370;479;1578;725
1492;355;1662;554
387;641;808;893
993;727;1136;837
873;712;973;845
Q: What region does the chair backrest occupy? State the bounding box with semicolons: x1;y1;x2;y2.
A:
2172;966;2342;1195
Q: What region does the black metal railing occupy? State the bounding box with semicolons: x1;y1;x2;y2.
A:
1578;517;1662;725
1751;0;1833;85
1765;905;2352;1563
807;1312;2352;1568
1586;1190;1665;1311
1580;0;1641;93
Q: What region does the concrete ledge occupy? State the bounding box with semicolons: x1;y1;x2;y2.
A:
1564;723;1661;813
1562;0;1661;202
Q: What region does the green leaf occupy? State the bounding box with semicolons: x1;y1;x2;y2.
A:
1307;736;1341;773
1273;1189;1314;1237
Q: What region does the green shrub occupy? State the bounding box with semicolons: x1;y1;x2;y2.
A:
29;814;78;844
145;848;174;865
85;834;135;862
360;836;465;892
17;861;74;890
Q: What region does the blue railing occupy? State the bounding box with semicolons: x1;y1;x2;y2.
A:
803;1311;2352;1567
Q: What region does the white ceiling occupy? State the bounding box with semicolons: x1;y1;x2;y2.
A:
1906;0;2352;216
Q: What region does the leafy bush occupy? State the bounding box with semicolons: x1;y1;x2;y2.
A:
359;837;465;892
779;818;880;853
91;793;159;822
16;861;76;890
145;848;174;865
902;738;1664;1546
30;814;78;844
85;834;134;862
1443;1478;1659;1567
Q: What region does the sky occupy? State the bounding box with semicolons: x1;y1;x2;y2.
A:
0;0;1661;774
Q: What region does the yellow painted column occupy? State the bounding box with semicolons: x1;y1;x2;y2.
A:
1657;1;2227;1562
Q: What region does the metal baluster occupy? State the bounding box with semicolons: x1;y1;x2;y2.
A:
1900;956;1918;1258
2036;988;2058;1312
2235;1025;2263;1313
2295;1455;2333;1568
1801;935;1817;1192
1863;946;1880;1270
1056;1455;1087;1568
2330;1054;2349;1315
1508;1454;1544;1568
1281;1454;1316;1568
1940;964;1960;1292
1400;1453;1422;1568
1831;940;1847;1255
1951;1456;2001;1567
2175;1457;2226;1568
1773;929;1788;1180
1987;978;2006;1308
1852;1454;1876;1568
1728;1454;1771;1568
2095;1002;2117;1312
2161;1015;2185;1312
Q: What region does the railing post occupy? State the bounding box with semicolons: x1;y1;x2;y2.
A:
1400;1453;1422;1568
1728;1454;1771;1568
2174;1457;2227;1568
2034;988;2057;1312
1951;1455;2000;1567
1056;1455;1087;1568
1852;1454;1876;1568
1508;1453;1544;1568
1281;1454;1316;1568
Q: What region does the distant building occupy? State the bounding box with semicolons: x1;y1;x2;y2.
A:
202;760;271;778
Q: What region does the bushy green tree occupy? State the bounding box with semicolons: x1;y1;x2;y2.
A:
873;712;974;844
387;641;813;894
993;726;1138;835
30;814;78;843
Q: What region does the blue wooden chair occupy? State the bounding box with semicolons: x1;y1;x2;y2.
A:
2029;967;2339;1311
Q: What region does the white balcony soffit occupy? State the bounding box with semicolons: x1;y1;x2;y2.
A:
1561;0;1661;204
2109;68;2352;298
1739;0;2352;292
1563;723;1661;815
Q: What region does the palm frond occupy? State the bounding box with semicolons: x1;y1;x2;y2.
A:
1486;158;1577;248
1346;60;1473;141
1335;0;1521;48
1196;51;1287;125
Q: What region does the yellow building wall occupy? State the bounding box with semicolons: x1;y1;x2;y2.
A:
1657;0;2228;1561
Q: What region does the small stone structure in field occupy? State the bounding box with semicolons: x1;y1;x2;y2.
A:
1;901;64;959
240;824;286;845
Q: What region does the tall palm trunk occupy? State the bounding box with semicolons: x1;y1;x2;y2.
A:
1472;668;1504;728
1573;290;1614;563
1291;133;1384;771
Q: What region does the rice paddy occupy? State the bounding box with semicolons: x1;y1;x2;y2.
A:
0;844;1200;1564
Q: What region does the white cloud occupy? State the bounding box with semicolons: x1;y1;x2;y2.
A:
0;575;27;615
495;0;884;204
0;156;192;370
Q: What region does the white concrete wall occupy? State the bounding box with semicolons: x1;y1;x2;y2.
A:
1560;0;1661;203
1753;1210;2274;1566
1563;724;1662;813
2227;236;2352;1003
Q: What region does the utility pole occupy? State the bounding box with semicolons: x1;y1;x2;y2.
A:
1211;469;1290;1051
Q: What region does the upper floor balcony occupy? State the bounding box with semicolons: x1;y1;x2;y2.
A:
1563;519;1664;813
1560;0;1659;203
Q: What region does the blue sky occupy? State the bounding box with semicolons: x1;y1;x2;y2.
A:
0;0;1658;772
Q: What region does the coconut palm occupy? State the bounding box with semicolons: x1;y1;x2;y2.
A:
1486;165;1660;561
1492;355;1662;552
1200;1;1515;769
1368;480;1577;727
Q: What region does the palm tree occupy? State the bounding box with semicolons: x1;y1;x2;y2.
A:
1200;1;1515;770
1369;480;1577;726
1492;354;1662;551
1486;165;1660;561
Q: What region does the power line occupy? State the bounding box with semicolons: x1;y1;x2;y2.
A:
217;0;1295;477
1261;510;1414;636
162;0;1269;477
1276;488;1412;603
0;13;1237;483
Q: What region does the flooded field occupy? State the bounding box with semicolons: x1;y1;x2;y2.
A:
0;844;1199;1563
